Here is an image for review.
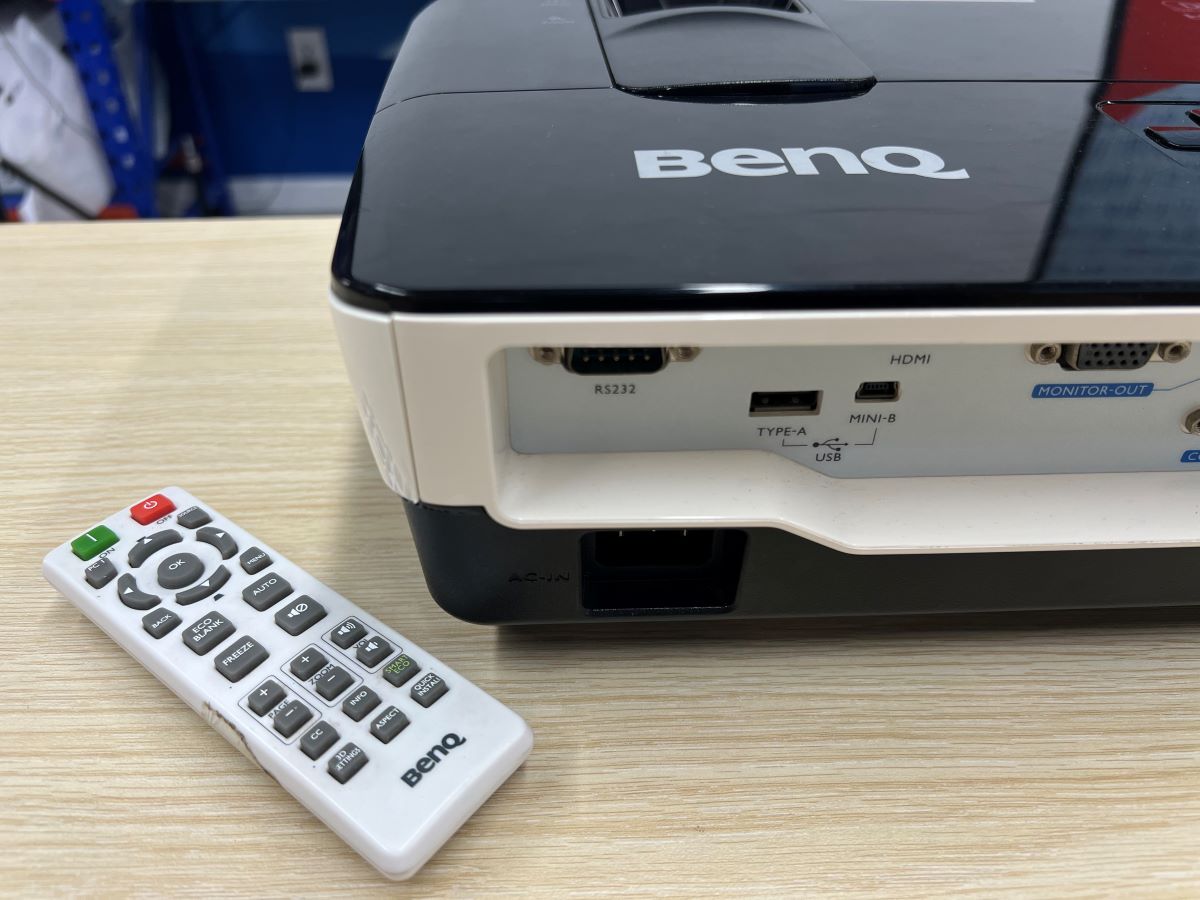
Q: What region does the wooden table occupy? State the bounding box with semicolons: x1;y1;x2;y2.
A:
2;218;1199;897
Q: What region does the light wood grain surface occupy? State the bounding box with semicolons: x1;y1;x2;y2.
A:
2;218;1199;898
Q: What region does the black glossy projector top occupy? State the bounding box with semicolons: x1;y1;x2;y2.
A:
331;0;1200;314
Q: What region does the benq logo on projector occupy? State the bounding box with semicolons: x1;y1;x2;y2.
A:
634;146;969;180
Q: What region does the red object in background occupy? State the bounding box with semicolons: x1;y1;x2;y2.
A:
1102;0;1200;109
130;493;176;524
98;205;140;219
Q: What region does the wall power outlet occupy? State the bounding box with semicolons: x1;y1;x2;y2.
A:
286;27;334;92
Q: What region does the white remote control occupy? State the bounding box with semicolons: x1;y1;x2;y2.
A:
42;487;533;880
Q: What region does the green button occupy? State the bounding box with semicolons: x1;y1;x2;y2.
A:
71;525;119;560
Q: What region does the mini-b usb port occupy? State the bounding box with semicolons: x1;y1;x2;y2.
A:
855;381;900;403
748;390;822;416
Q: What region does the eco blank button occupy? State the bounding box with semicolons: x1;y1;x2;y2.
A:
215;636;269;683
71;525;118;560
183;613;236;655
274;596;326;636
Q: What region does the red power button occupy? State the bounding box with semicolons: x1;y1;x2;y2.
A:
130;493;176;525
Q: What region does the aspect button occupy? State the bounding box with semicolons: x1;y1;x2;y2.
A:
355;637;393;668
215;636;269;683
274;596;326;636
330;617;366;649
300;721;339;760
290;648;327;681
273;700;313;738
130;493;175;525
116;573;161;611
248;679;287;716
410;673;449;708
176;506;212;529
1145;126;1200;151
239;547;271;575
327;743;368;784
176;565;230;605
314;666;355;701
242;573;292;611
127;529;182;568
142;608;181;639
183;612;236;655
197;526;238;559
370;706;410;744
84;557;117;589
71;525;118;561
156;552;204;590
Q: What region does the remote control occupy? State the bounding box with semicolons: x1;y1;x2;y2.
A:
42;487;533;880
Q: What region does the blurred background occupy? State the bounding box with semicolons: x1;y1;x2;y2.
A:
0;0;424;220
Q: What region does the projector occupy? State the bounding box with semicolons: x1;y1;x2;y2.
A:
331;0;1200;623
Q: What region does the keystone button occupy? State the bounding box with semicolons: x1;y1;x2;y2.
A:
156;552;204;590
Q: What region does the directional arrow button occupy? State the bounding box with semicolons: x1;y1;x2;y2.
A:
127;529;182;568
177;565;231;606
196;526;238;559
116;573;161;610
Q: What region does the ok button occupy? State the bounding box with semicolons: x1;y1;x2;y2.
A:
157;552;204;590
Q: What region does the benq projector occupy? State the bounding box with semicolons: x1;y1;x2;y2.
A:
331;0;1200;623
